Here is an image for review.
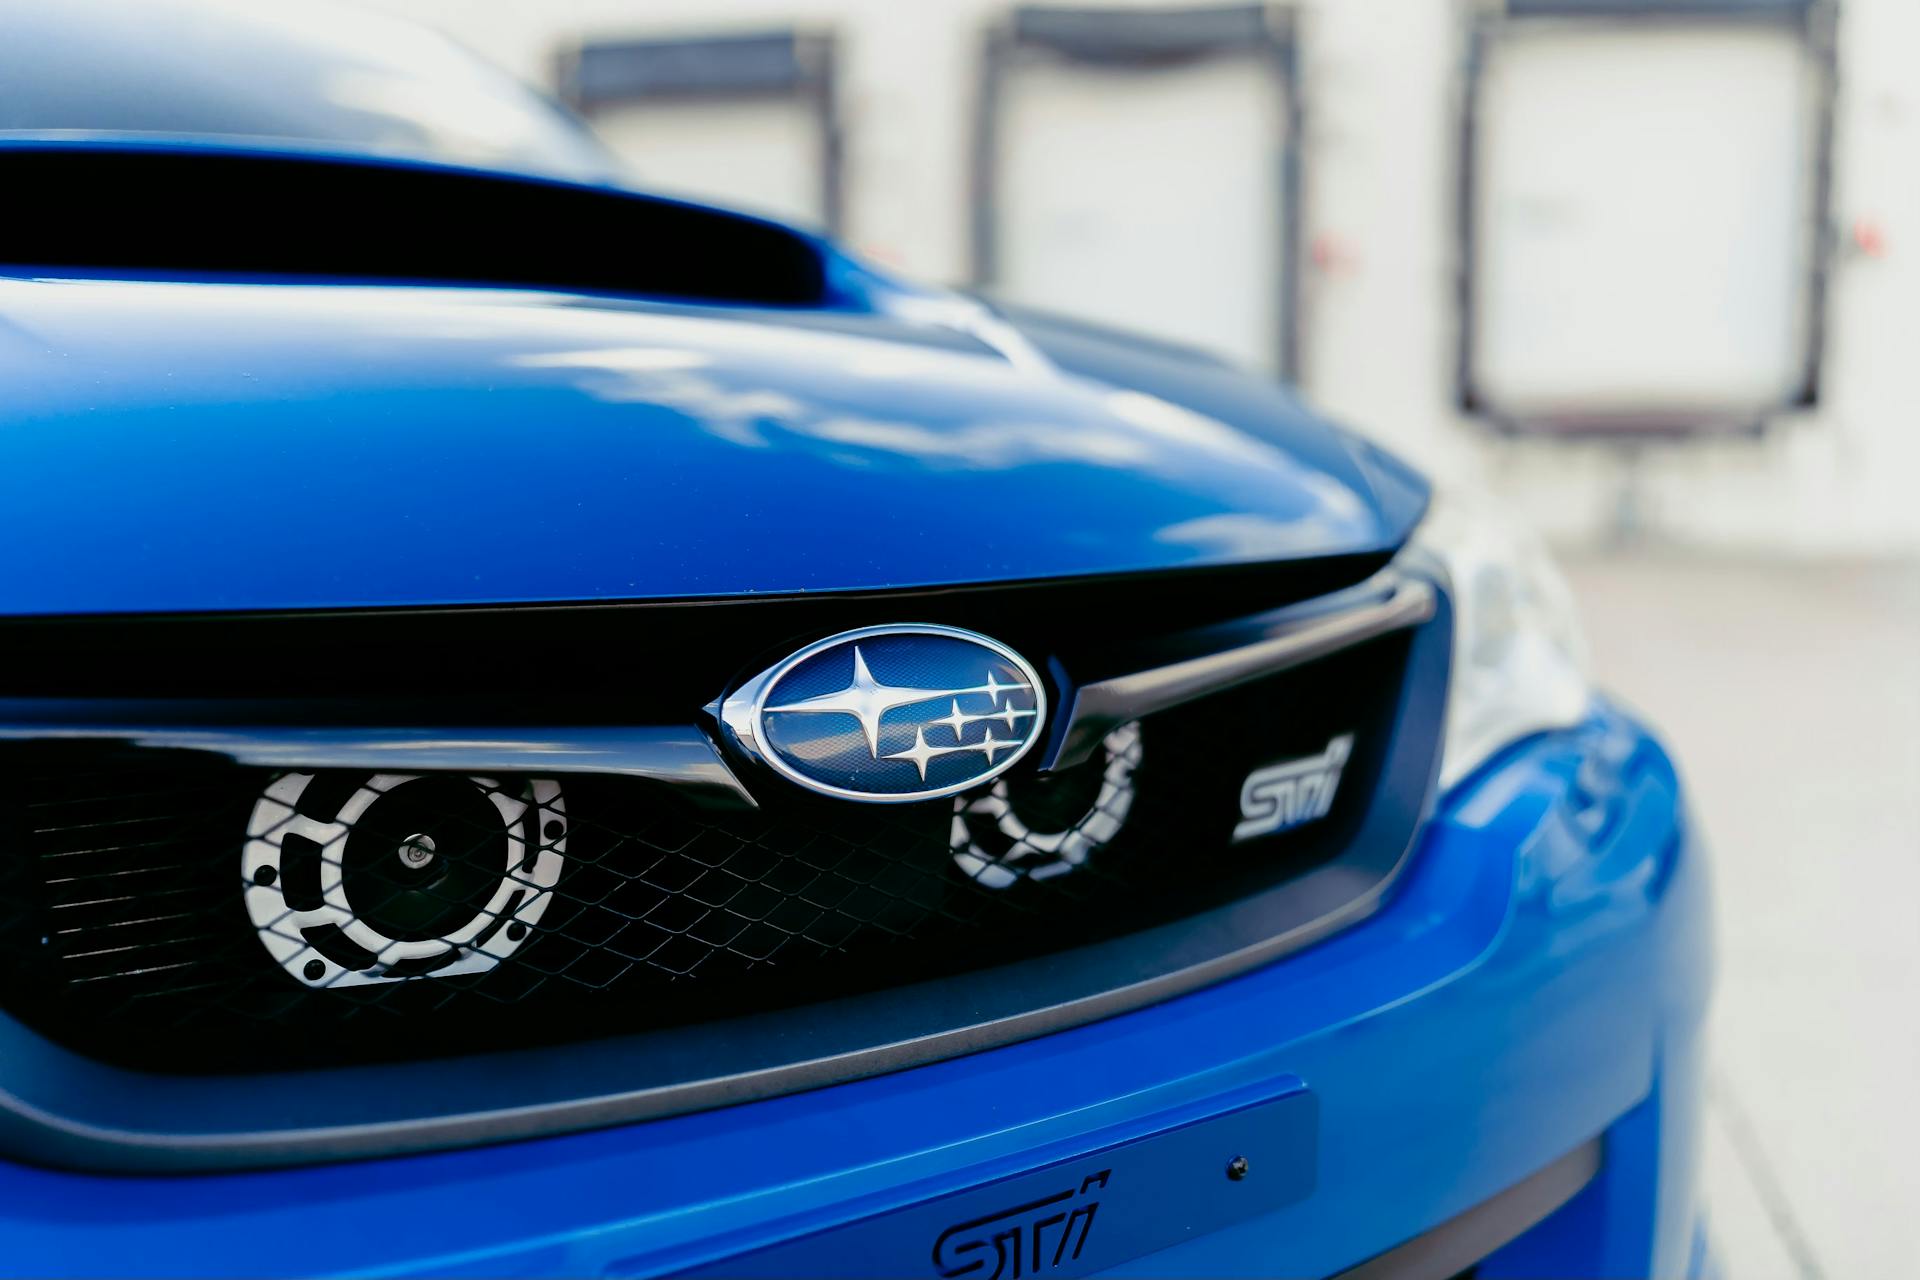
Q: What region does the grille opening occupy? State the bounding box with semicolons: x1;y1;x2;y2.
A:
0;634;1409;1075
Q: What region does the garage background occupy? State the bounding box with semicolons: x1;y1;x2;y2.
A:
342;1;1915;1275
356;0;1917;560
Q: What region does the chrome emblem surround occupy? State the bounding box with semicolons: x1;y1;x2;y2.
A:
719;624;1049;804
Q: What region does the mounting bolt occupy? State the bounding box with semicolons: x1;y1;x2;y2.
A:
1226;1155;1250;1182
396;832;438;870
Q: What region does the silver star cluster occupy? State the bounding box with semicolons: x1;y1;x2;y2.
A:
765;645;1038;780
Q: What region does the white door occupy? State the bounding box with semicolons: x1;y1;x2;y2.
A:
1471;23;1820;420
592;95;827;229
991;49;1291;372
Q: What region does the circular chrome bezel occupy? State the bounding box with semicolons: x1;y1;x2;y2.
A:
734;623;1050;805
241;773;565;988
951;719;1141;887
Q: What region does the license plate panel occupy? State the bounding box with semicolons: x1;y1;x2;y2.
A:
683;1083;1317;1278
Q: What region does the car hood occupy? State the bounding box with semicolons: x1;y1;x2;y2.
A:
0;277;1419;617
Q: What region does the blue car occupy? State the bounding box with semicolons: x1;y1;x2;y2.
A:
0;4;1712;1277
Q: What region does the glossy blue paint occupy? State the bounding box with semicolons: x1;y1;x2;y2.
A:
0;704;1712;1277
0;15;1704;1277
0;140;1417;618
0;272;1409;618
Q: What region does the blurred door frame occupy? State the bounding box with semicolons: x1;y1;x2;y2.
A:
1455;0;1841;438
971;3;1303;379
557;28;844;234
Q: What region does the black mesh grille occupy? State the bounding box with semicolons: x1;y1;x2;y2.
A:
0;635;1410;1074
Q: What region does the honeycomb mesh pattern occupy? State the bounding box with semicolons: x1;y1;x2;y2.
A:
0;636;1410;1074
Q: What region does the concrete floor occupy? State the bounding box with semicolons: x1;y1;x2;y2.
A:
1562;553;1920;1280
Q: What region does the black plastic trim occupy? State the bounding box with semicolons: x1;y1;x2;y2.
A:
1049;574;1434;768
0;551;1391;701
0;721;755;809
0;568;1449;1173
1331;1139;1602;1280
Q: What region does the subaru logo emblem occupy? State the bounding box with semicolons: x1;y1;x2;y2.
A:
720;625;1048;803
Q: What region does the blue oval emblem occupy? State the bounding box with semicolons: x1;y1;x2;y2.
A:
727;625;1048;803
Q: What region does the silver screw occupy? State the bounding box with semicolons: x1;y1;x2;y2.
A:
396;832;438;870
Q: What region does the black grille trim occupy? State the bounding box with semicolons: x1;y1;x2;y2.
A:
0;567;1449;1172
0;551;1390;701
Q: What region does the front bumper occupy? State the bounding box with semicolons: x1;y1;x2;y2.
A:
0;700;1712;1278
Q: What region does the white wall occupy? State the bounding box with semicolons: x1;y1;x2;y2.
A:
587;93;829;226
358;0;1920;557
991;46;1289;371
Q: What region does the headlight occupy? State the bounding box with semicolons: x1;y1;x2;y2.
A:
1413;492;1592;789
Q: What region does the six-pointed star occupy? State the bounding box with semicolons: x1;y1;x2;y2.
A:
764;647;1034;770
